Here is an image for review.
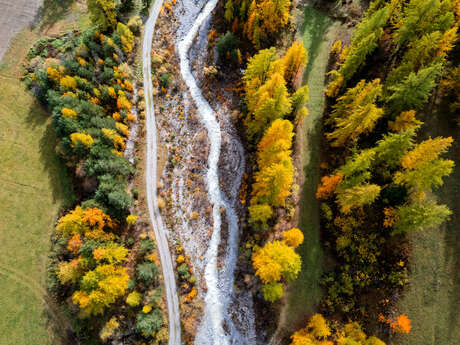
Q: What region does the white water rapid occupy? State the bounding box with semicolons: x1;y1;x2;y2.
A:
177;1;256;344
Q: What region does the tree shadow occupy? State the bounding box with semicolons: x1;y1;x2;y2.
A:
43;295;76;345
25;99;74;206
25;98;50;128
36;0;75;31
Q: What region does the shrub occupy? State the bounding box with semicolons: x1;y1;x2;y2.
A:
136;308;163;336
159;73;171;88
128;16;143;36
136;262;158;285
126;291;143;307
146;288;163;305
177;263;190;280
126;214;138;225
139;238;155;256
216;32;239;65
263;282;284;302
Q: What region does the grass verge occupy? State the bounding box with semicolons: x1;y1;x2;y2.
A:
273;7;341;341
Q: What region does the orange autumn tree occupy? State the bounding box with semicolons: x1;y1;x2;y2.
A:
390;314;412;334
56;206;115;238
282;228;304;248
316;173;343;200
379;313;412;334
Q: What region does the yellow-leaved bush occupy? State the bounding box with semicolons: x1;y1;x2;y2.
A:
252;231;303;302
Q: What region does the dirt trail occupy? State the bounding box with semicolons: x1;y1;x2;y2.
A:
143;2;182;344
0;0;42;60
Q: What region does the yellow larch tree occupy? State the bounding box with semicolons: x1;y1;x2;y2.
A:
327;79;383;147
251;161;294;207
279;40;308;86
336;183;382;214
245;72;292;140
388;110;422;132
401;136;453;170
257;119;294;167
93;243;129;264
252;240;301;284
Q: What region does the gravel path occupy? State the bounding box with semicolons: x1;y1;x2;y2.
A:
143;2;182;344
0;0;42;60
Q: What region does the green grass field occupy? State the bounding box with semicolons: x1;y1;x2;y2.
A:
0;28;73;345
286;6;332;321
277;6;341;339
391;105;460;345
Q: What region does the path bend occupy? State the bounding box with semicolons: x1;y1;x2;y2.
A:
143;3;182;345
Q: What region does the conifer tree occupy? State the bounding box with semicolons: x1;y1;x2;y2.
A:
387;63;442;114
327;79;383;146
243;47;277;101
328;79;382;123
291;85;309;121
244;0;291;47
279;41;308;86
386;27;457;87
326;5;389;92
251;161;294;207
401;137;453;170
388;110;422;132
338;149;376;189
224;0;234;22
393;200;451;234
336;183;381;214
256;119;294;167
394;137;454;196
250;119;294;222
246;72;292;140
374;128;417;168
87;0;117;32
394;0;454;45
395;159;454;197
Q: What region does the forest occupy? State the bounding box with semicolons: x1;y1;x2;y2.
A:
1;0;459;344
